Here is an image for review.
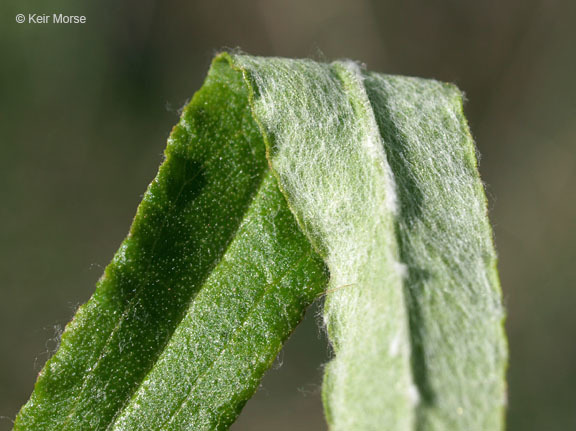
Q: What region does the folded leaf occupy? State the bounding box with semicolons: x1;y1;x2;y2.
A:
16;53;507;431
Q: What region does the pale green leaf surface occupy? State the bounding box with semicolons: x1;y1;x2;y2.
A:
364;73;507;430
232;54;507;430
15;53;506;431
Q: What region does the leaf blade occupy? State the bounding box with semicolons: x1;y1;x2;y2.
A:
364;72;507;430
16;52;507;431
15;54;328;431
231;55;508;430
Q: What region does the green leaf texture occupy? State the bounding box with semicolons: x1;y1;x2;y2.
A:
15;53;507;431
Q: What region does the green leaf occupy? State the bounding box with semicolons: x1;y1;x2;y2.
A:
15;53;507;431
14;56;328;431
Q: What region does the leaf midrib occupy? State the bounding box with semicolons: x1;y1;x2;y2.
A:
154;250;314;430
60;157;270;430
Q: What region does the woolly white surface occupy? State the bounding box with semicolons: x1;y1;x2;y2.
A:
235;55;415;430
234;54;506;431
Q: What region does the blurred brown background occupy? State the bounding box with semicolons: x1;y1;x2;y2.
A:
1;0;575;430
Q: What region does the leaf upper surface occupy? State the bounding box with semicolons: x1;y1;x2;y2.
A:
15;55;327;431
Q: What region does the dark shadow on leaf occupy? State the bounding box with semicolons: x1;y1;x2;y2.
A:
364;77;436;408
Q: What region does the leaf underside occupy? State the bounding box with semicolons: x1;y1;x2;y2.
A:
15;53;507;431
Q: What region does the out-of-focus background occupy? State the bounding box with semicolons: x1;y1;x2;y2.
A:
1;0;574;430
